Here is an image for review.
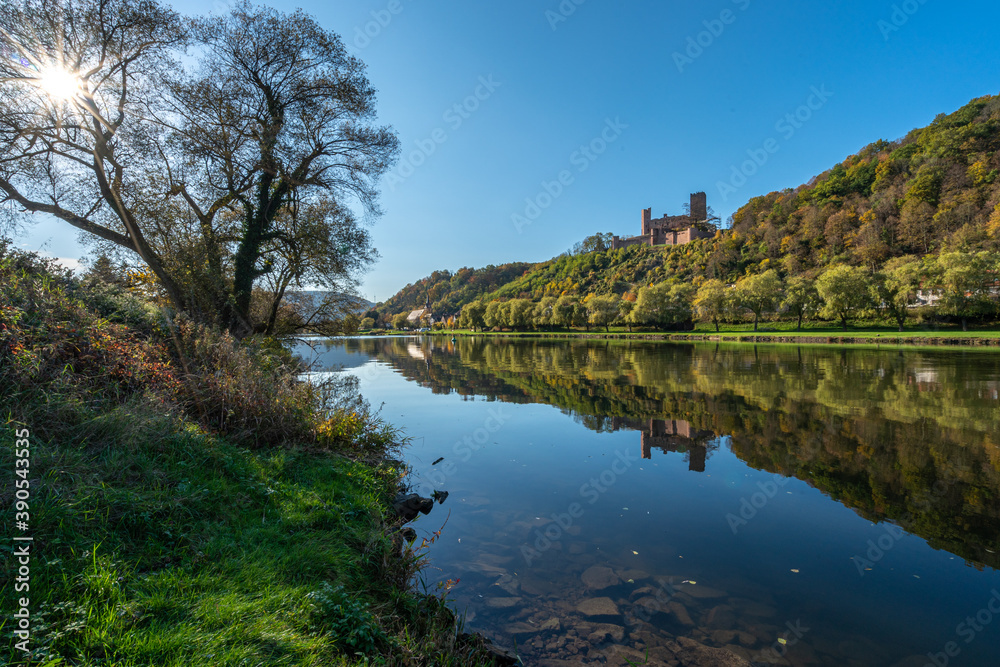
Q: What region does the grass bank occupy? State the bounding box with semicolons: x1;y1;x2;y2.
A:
1;244;503;666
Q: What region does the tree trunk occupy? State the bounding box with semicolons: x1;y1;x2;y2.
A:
753;313;759;332
962;317;968;332
797;313;803;331
714;319;720;333
842;316;848;331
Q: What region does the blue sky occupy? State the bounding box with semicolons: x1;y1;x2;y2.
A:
15;0;1000;302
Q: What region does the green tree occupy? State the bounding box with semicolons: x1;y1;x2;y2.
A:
781;276;820;331
572;233;614;255
928;251;998;331
460;301;486;332
693;279;731;332
878;255;924;331
533;297;557;330
628;283;694;330
618;297;635;332
816;265;872;330
586;294;620;332
484;301;504;330
507;299;534;331
391;313;408;330
733;269;782;332
554;295;579;329
360;317;375;330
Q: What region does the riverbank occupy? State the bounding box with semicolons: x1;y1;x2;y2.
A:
407;327;1000;348
0;246;504;666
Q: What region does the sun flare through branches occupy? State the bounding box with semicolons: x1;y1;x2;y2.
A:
35;64;82;101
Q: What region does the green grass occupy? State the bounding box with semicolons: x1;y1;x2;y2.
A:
0;243;502;666
2;396;497;666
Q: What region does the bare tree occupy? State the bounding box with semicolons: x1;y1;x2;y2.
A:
0;0;398;336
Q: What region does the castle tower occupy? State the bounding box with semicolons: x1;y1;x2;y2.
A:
689;192;707;222
641;207;652;235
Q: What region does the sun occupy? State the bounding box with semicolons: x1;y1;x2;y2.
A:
36;65;82;102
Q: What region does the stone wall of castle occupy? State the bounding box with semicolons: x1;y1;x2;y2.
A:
611;192;713;251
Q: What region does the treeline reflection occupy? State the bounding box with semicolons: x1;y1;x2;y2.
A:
336;337;1000;569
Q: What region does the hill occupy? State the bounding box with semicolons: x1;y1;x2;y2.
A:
730;93;1000;275
379;93;1000;320
377;262;533;317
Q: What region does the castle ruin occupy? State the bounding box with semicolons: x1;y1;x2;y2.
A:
611;192;715;250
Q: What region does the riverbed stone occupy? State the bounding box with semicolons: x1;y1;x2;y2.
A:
587;623;626;644
705;604;737;629
581;565;621;590
485;596;522;609
729;597;777;618
504;621;543;636
540;617;561;632
674;636;754;666
668;600;695;627
576;597;620;617
675;583;727;599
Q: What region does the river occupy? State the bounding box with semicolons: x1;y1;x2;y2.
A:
297;336;1000;666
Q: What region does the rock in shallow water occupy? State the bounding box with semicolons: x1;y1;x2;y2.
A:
581;565;621;590
485;596;522;609
576;597;621;617
587;623;626;644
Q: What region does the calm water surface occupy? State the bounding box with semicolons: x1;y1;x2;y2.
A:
298;337;1000;666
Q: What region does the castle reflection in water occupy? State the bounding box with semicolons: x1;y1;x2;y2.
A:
607;417;713;472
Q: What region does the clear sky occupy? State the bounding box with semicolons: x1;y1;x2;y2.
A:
15;0;1000;303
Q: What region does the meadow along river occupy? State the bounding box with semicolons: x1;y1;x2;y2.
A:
297;336;1000;667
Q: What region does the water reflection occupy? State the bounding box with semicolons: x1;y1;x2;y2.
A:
301;337;1000;666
